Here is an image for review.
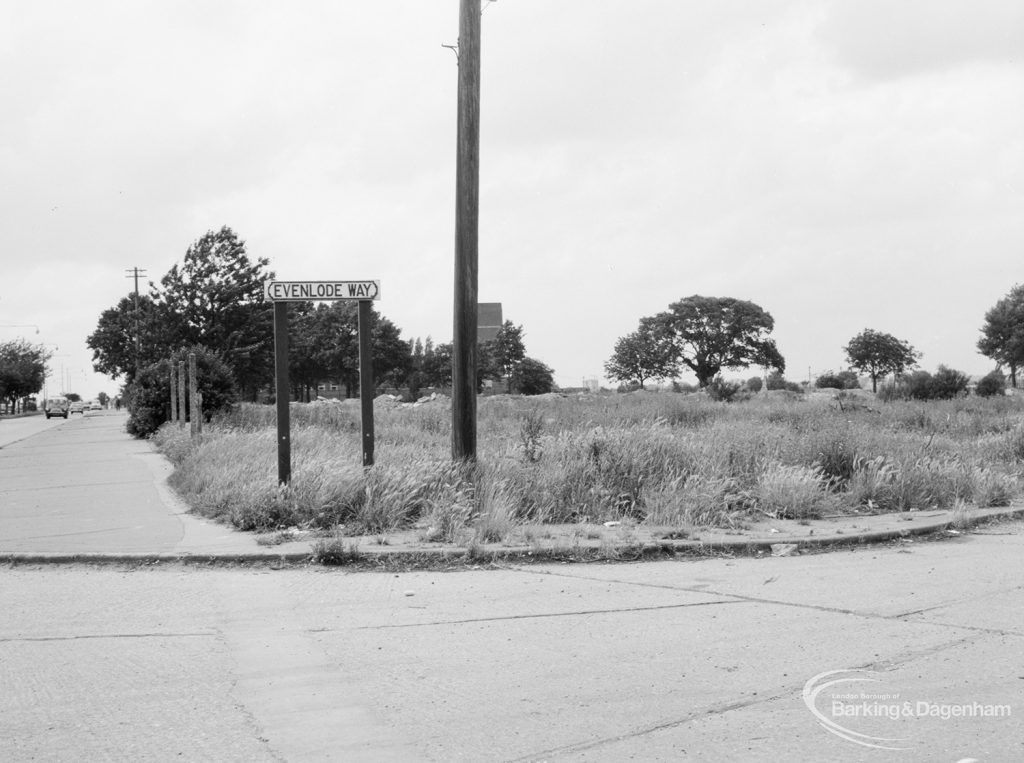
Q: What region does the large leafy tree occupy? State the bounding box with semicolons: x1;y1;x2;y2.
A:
844;329;920;393
651;296;784;387
153;227;275;400
0;340;51;411
87;293;181;380
978;285;1024;387
510;357;555;395
604;318;678;389
479;321;526;388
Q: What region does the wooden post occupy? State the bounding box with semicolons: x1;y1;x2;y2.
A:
169;365;178;424
273;301;291;484
358;300;375;467
196;392;203;434
452;0;481;462
177;360;187;428
188;353;198;439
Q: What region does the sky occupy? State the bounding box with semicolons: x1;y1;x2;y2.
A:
2;0;1022;398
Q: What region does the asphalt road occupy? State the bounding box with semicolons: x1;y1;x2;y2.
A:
3;523;1023;762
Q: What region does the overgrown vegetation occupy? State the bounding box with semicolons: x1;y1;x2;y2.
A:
125;346;237;437
152;391;1024;540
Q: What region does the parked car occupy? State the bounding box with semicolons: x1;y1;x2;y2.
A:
44;397;70;419
69;400;86;414
89;400;102;411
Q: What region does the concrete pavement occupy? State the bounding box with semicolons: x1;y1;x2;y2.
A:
2;527;1023;761
0;411;265;559
3;412;1024;760
1;410;1023;564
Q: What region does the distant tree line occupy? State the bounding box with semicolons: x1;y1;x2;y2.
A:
605;286;1024;399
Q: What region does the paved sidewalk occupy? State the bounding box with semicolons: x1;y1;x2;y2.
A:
0;413;267;561
2;412;1022;564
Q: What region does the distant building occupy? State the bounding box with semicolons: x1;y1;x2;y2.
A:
478;302;503;343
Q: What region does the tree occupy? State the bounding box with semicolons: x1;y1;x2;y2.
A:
651;296;784;387
290;302;411;399
978;285;1024;388
844;329;920;393
604;318;678;389
0;340;51;412
153;227;275;400
88;227;275;397
510;357;555;395
87;293;181;381
479;321;526;388
421;341;453;388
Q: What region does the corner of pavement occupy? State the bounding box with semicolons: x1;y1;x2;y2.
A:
3;412;1023;566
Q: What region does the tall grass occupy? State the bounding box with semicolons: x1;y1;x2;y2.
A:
152;392;1024;535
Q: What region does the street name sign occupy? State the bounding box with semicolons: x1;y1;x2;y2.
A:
265;280;380;302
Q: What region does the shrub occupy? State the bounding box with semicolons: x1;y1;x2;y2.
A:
930;365;970;399
125;346;237;437
905;371;935;400
905;366;970;401
815;370;860;389
510;357;555;395
975;370;1006;398
672;380;699;394
767;371;802;393
707;377;743;402
746;376;763;393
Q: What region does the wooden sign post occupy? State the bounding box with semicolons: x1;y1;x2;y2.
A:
265;280;381;485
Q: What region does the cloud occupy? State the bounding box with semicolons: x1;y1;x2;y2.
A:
819;0;1024;80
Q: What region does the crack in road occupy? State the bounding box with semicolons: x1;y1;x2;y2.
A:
0;478;151;493
508;634;982;762
893;583;1024;619
0;631;218;643
506;567;1024;639
0;526;144;541
349;599;744;630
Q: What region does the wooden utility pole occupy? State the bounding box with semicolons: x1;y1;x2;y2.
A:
452;0;481;461
125;267;147;376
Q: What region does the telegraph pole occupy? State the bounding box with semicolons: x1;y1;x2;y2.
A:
125;267;147;376
452;0;481;461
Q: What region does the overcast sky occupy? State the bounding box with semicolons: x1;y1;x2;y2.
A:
2;0;1022;397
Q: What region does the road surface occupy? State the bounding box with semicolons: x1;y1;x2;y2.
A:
3;524;1023;762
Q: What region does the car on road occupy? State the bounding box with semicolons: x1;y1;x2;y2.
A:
69;401;86;414
89;400;102;411
43;397;70;419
